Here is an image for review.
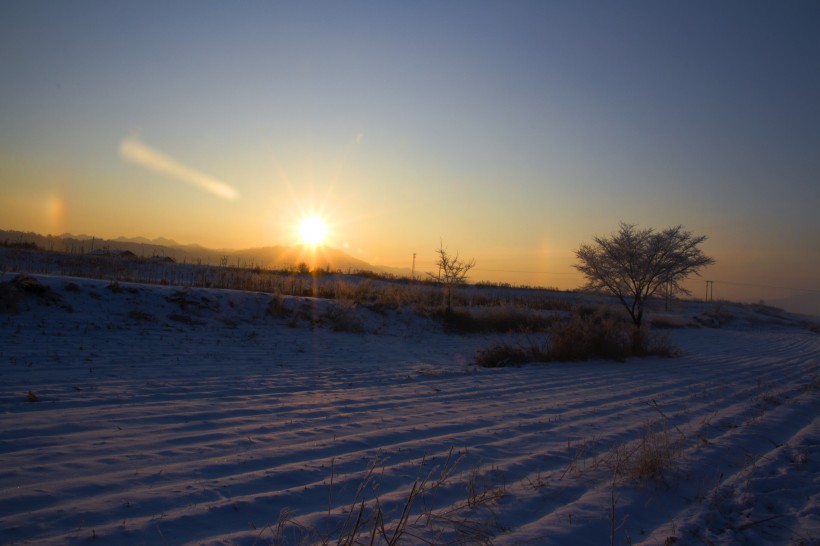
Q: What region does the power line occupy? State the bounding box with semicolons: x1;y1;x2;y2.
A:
414;261;819;294
412;263;577;276
472;267;578;276
712;279;820;294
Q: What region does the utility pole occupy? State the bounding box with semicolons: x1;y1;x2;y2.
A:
411;253;416;281
705;280;714;302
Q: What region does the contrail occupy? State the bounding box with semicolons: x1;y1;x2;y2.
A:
119;136;239;201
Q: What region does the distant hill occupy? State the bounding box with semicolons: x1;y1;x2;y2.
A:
0;229;400;275
114;236;184;247
770;293;820;320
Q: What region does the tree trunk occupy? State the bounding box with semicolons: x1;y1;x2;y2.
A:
631;324;645;355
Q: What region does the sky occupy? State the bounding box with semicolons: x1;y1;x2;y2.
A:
1;1;819;310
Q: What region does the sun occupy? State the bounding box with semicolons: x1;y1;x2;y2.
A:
298;215;328;246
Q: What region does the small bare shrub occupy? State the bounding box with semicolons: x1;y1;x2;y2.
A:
474;340;550;368
628;421;679;484
11;275;51;296
603;419;682;488
549;309;632;361
428;242;476;312
266;294;286;318
644;331;680;358
0;275;64;312
323;302;365;333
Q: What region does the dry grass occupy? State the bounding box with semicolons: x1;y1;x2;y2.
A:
254;450;503;546
0;274;66;313
474;340;551;368
322;301;366;333
437;306;558;334
474;307;678;367
266;294;287;319
549;308;633;361
625;420;681;484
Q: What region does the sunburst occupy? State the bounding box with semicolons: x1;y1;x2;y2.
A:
298;215;328;246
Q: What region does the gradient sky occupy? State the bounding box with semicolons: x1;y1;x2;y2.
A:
2;1;819;307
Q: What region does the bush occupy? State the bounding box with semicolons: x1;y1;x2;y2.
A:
473;341;551;368
474;307;678;367
266;294;286;318
549;308;633;361
323;301;366;333
0;275;63;312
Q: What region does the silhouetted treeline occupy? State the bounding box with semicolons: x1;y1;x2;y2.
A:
1;240;40;250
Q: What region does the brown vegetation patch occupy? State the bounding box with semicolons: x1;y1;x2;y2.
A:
475;308;678;367
0;274;66;313
165;290;219;312
322;301;366;333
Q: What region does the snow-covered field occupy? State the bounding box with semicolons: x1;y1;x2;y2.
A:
1;274;818;545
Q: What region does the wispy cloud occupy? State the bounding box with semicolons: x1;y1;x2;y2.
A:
119;136;239;201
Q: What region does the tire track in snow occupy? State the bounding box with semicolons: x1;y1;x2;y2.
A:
1;277;818;544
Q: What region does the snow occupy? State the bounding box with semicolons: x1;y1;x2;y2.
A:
1;274;818;545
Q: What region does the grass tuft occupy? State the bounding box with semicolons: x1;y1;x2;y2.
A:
323;301;366;333
474;341;551;368
0;274;64;312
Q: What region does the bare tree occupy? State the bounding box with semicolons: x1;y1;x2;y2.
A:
575;223;715;350
429;242;475;313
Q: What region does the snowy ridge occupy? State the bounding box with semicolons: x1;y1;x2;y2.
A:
1;275;818;545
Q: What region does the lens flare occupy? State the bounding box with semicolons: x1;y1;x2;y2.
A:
119;136;239;201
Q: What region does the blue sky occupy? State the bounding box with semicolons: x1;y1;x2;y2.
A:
1;1;818;307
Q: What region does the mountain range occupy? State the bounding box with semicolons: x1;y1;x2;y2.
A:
0;229;408;276
3;229;817;317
